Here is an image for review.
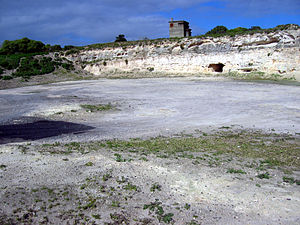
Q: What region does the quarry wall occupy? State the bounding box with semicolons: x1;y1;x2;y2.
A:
69;28;300;80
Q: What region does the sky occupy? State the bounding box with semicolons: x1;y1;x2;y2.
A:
0;0;299;46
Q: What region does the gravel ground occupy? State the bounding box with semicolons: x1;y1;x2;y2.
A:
0;77;299;143
0;77;299;224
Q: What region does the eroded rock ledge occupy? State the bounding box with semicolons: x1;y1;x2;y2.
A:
68;28;300;80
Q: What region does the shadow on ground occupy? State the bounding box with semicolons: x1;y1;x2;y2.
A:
0;119;94;144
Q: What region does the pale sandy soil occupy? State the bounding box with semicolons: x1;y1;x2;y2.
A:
0;77;299;224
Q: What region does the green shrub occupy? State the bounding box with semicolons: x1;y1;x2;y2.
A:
0;53;46;70
204;24;299;38
49;44;62;52
0;67;3;75
205;26;228;36
227;27;248;36
65;48;80;55
61;63;74;70
1;75;13;80
249;26;262;30
0;55;21;70
12;56;56;78
0;37;46;55
63;45;76;50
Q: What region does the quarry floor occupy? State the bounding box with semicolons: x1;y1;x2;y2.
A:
0;77;299;142
0;77;299;224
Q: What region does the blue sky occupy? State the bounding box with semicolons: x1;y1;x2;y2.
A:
0;0;299;46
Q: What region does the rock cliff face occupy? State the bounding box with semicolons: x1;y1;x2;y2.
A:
69;28;300;80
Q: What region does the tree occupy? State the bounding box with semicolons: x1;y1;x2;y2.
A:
115;34;127;42
249;26;262;30
205;26;228;36
0;37;45;54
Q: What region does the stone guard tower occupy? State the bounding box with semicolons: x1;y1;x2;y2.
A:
169;18;192;38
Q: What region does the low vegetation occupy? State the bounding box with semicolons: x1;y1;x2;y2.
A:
38;129;299;169
1;24;298;83
2;129;299;224
0;38;75;81
227;168;246;174
257;172;271;179
222;71;296;82
80;103;114;112
0;37;72;55
84;24;299;50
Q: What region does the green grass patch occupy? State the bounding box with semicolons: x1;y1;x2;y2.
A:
123;183;138;191
80;103;114;112
99;131;299;168
227;168;246;174
85;161;94;166
37;130;300;170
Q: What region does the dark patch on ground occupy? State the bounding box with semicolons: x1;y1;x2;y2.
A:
0;119;94;144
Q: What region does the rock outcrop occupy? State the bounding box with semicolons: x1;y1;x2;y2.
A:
68;28;300;80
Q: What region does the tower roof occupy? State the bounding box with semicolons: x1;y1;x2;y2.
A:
169;20;189;24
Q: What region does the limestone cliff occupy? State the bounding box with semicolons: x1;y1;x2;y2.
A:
68;28;300;80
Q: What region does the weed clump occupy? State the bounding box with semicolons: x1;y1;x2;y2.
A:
114;153;126;162
144;200;174;223
123;183;138;191
257;172;271;179
283;177;300;185
85;162;94;166
80;103;113;112
150;183;162;192
80;197;97;210
227;168;246;174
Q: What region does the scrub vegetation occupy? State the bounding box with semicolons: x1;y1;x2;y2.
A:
80;103;114;112
1;129;299;224
0;24;298;84
38;129;300;169
0;37;75;80
83;24;299;50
